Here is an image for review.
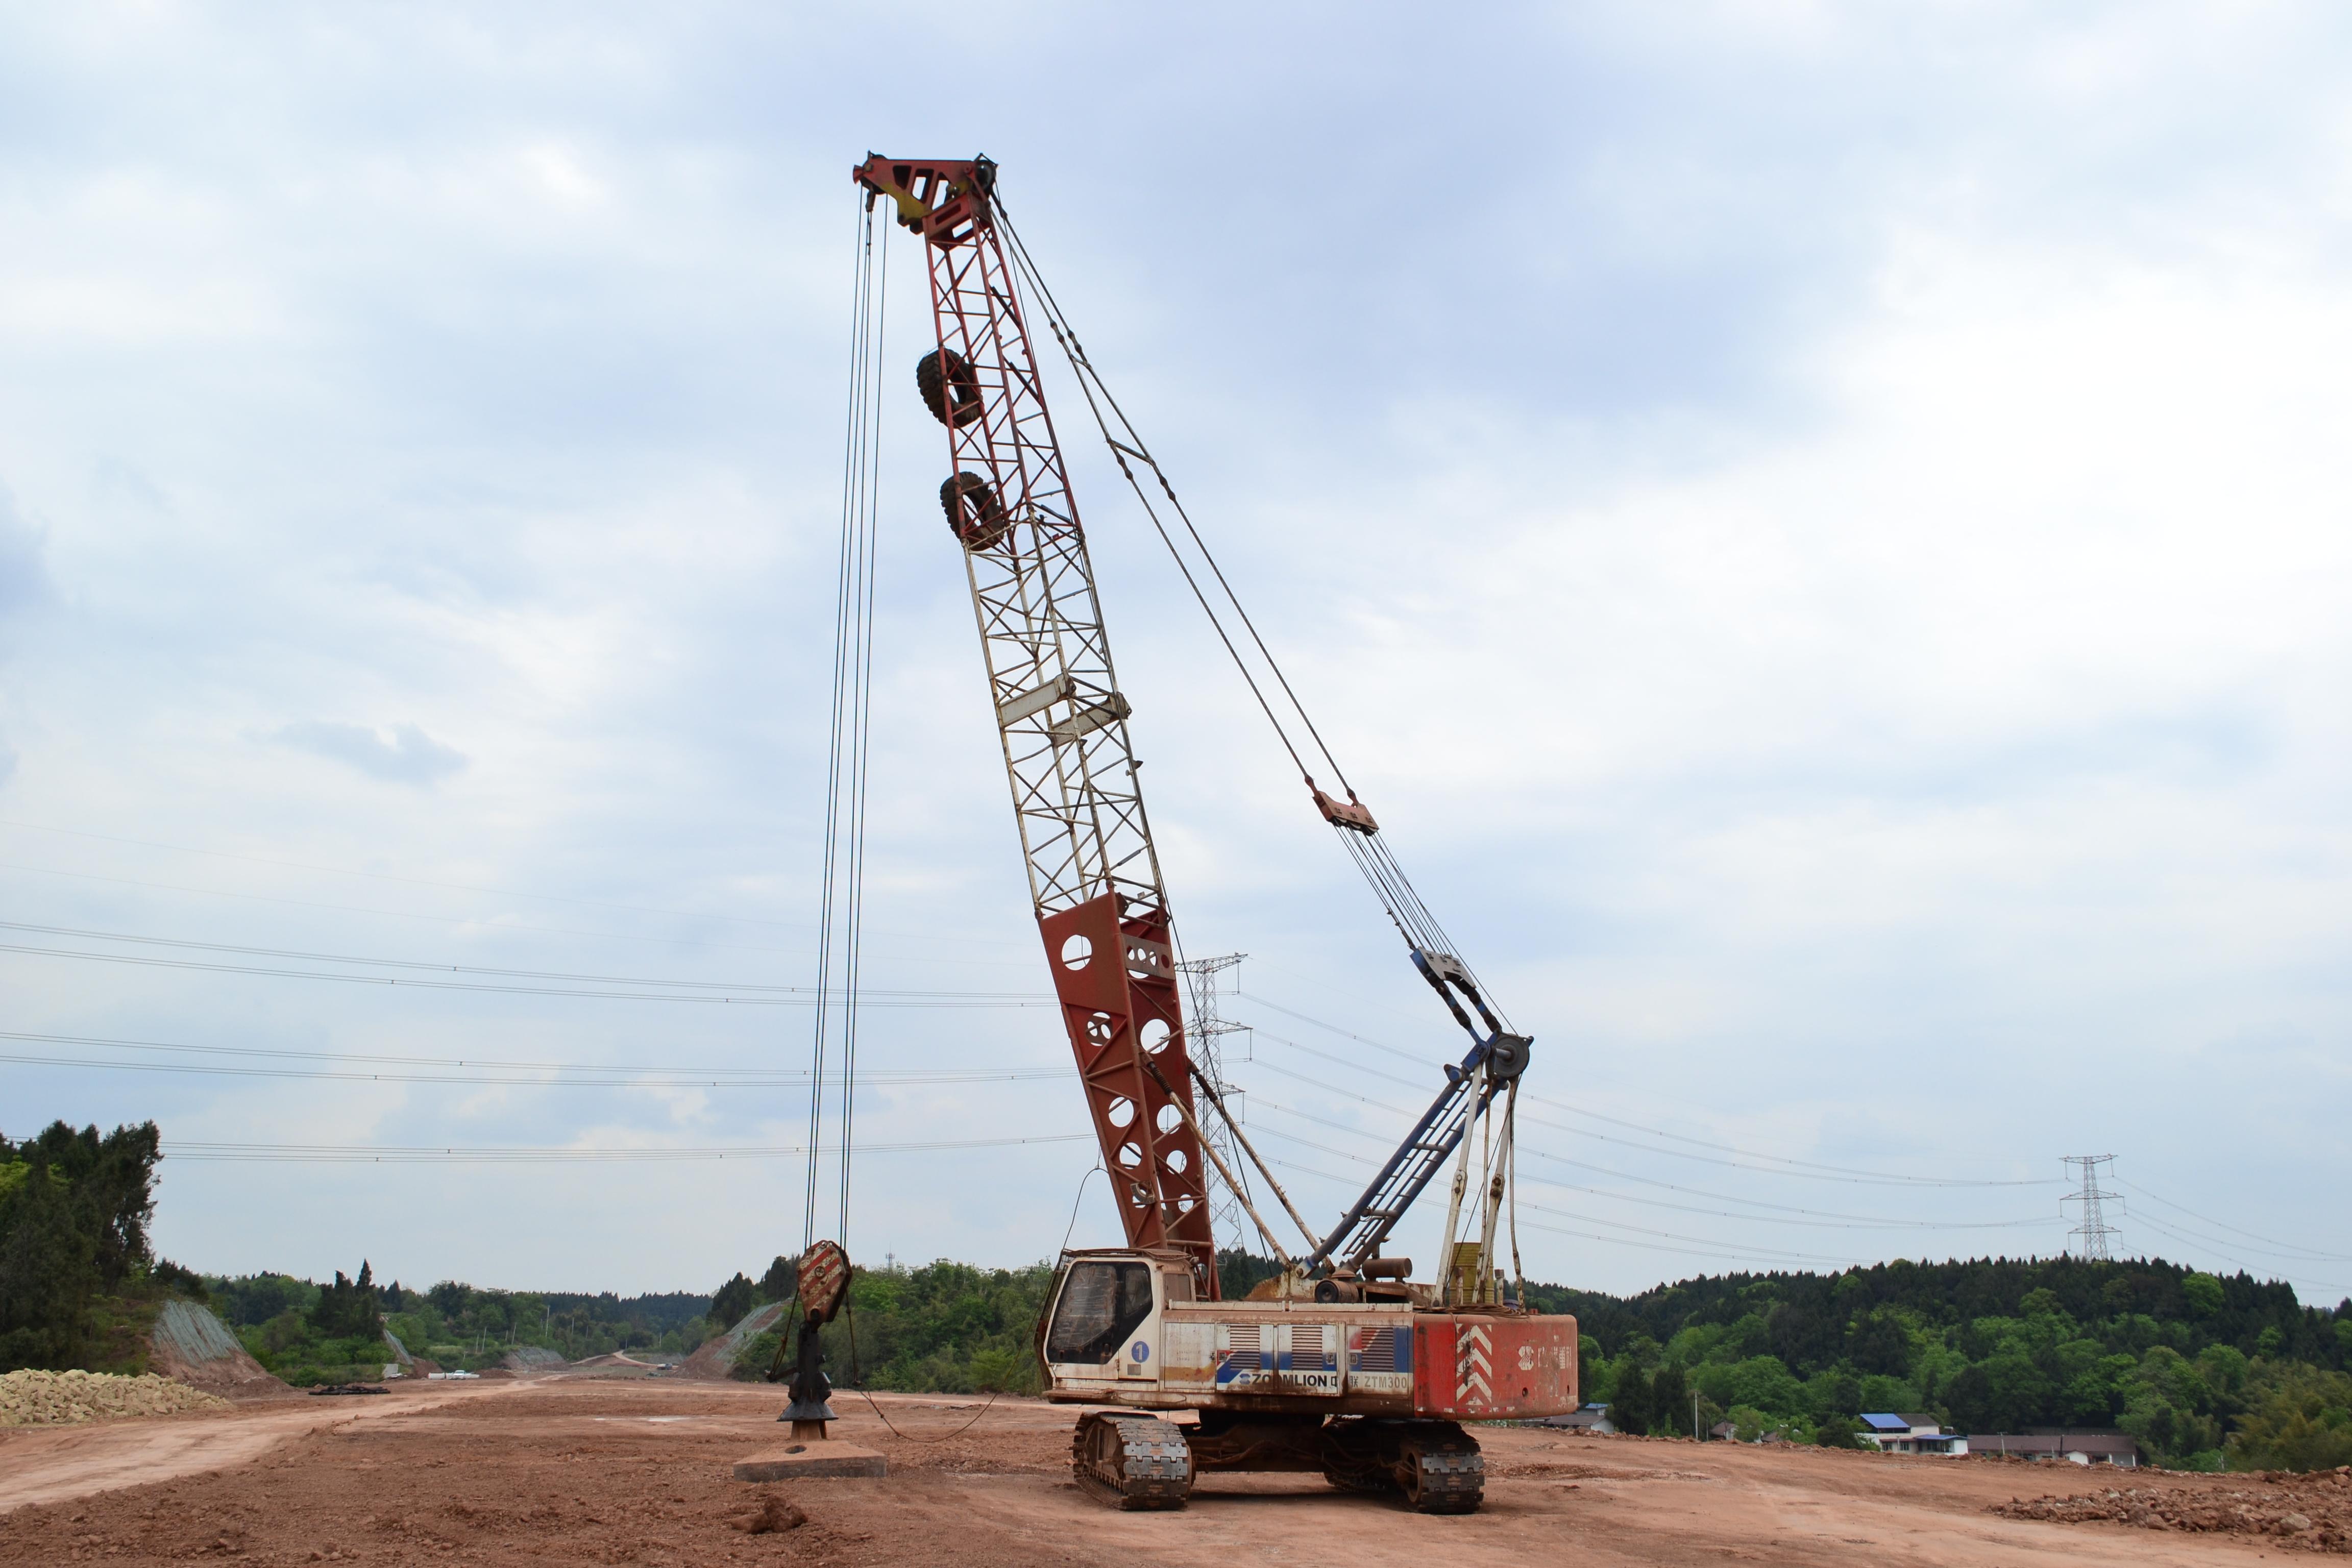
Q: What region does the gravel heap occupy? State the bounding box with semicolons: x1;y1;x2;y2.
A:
0;1368;232;1426
1993;1467;2352;1553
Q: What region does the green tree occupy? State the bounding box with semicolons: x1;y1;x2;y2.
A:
2226;1364;2352;1473
1651;1364;1692;1438
710;1272;759;1330
1815;1415;1865;1449
0;1121;169;1371
309;1263;382;1338
0;1161;96;1368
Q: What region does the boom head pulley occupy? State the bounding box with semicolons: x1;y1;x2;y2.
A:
851;154;995;246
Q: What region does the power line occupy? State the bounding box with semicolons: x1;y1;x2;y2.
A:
1250;1098;2048;1234
0;859;819;958
0;1029;1054;1080
0;940;1044;1008
1256;1149;1865;1269
2125;1211;2350;1297
2116;1178;2352;1264
1;856;1043;966
1243;1122;1914;1266
1240;989;2071;1187
158;1133;1091;1163
0;921;1042;999
0;1034;1063;1090
1244;1017;2053;1189
0;817;808;930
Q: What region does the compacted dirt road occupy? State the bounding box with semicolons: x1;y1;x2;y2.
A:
0;1377;2321;1566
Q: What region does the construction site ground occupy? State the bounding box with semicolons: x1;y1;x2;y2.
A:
1;1375;2338;1566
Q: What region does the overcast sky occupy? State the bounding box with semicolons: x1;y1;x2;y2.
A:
2;2;2346;1306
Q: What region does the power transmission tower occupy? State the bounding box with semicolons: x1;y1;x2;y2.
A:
1178;952;1253;1254
2062;1155;2123;1260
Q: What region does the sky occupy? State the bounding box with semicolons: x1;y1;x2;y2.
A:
1;2;2347;1306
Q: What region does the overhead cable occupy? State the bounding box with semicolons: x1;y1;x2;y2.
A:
1238;992;2059;1188
0;1029;1060;1081
160;1133;1089;1163
0;817;806;931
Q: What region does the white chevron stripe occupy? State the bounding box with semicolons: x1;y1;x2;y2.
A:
1455;1326;1495;1407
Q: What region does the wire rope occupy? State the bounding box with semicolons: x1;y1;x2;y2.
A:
807;191;888;1253
990;203;1477;983
839;207;887;1251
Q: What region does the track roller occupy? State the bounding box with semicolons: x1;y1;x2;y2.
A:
1071;1412;1192;1511
1321;1418;1484;1514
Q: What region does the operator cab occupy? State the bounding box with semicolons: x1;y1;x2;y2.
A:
1039;1248;1194;1400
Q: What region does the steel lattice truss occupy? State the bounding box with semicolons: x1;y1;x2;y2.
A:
854;155;1220;1294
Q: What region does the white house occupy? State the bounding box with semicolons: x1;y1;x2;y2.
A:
1968;1432;2143;1467
1539;1403;1615;1434
1859;1412;1967;1455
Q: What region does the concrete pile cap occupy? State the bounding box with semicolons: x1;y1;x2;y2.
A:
732;1441;887;1481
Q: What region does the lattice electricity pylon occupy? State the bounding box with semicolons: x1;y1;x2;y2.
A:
1177;953;1252;1251
851;155;1218;1296
2062;1154;2123;1261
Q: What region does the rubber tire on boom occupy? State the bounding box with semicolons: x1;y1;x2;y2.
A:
1320;1419;1485;1514
915;348;983;429
939;472;1010;551
1071;1413;1193;1510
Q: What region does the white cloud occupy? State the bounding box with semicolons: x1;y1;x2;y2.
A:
270;720;468;786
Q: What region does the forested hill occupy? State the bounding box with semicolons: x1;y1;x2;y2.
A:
1522;1255;2351;1470
1539;1256;2341;1369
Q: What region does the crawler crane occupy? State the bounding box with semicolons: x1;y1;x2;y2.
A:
848;154;1579;1513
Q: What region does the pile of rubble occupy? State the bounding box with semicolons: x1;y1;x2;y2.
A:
1994;1467;2352;1552
0;1368;231;1426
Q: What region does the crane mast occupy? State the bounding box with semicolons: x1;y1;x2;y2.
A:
851;155;1219;1297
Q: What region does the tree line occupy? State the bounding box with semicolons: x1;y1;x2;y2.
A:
1529;1255;2351;1469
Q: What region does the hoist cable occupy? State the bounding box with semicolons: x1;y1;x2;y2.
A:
838;216;887;1248
987;182;1533;1267
997;198;1514;1030
807;194;887;1252
992;204;1351;794
994;202;1474;982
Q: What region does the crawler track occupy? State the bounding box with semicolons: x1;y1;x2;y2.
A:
1324;1418;1485;1513
1070;1413;1192;1511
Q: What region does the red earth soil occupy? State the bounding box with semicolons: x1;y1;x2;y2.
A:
0;1375;2331;1566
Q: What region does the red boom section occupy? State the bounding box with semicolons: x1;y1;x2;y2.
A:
853;154;1219;1294
1040;894;1206;1280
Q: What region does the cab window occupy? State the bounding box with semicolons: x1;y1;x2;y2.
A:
1045;1261;1155;1364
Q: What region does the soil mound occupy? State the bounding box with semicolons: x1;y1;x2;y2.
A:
1994;1469;2352;1551
0;1368;231;1426
147;1298;289;1399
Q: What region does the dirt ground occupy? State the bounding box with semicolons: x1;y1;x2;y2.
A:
0;1375;2332;1566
